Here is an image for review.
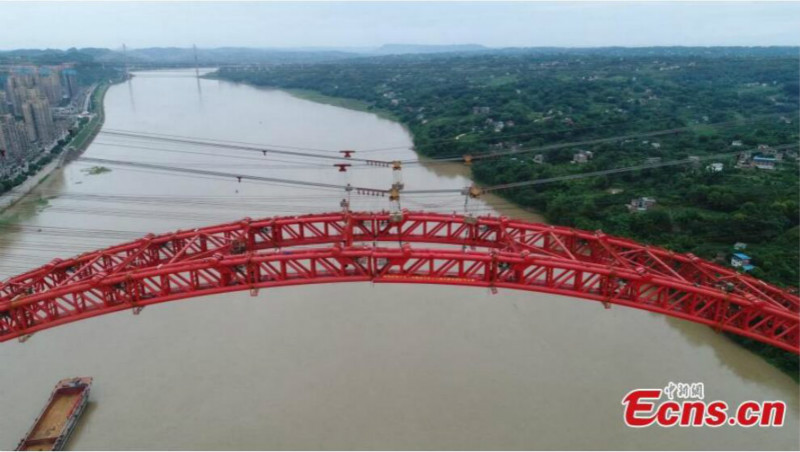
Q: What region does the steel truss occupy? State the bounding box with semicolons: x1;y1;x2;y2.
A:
1;211;797;353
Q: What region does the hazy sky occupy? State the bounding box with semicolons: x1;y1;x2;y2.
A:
1;1;799;50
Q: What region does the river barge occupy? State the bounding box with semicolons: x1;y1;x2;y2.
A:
16;377;92;451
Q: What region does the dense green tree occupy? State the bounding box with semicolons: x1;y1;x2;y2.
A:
214;48;800;377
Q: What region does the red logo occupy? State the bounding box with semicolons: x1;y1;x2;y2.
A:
622;383;786;428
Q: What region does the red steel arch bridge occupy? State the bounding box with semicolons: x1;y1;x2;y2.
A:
1;211;798;353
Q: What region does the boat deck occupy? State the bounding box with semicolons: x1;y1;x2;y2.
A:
17;378;92;451
22;392;83;449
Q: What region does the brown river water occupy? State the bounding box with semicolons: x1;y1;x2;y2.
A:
0;69;797;450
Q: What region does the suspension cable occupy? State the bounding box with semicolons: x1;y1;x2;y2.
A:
98;130;390;164
399;114;785;165
403;143;798;194
77;157;388;193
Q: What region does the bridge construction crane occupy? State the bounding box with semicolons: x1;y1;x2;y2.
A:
461;184;483;224
387;160;405;218
340;184;354;213
391;160;404;190
389;184;402;211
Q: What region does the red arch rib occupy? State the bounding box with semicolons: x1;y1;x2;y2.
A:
1;211;798;353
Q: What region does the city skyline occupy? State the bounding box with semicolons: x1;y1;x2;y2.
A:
1;64;81;178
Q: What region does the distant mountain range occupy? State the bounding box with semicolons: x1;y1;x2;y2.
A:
372;44;488;54
93;44;491;64
1;45;797;67
0;44;492;65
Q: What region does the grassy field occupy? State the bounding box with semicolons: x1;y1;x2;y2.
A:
284;88;400;121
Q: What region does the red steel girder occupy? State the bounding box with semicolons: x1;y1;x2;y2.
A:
1;211;797;353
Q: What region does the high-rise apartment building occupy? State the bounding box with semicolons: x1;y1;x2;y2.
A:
1;64;85;178
25;96;56;145
38;67;63;105
0;114;32;161
2;70;58;149
20;101;38;142
62;69;78;100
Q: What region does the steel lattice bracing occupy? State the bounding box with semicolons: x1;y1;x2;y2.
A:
1;211;798;353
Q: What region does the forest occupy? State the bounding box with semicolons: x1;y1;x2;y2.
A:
216;48;800;376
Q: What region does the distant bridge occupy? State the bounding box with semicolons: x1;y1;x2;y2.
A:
1;211;797;353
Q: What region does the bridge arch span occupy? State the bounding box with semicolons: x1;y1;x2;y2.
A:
1;211;797;353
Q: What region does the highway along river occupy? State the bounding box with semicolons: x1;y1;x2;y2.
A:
0;69;797;449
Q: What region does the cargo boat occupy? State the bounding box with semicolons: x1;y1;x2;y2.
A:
16;377;92;451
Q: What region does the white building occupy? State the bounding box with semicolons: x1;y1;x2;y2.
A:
628;197;656;212
572;150;593;164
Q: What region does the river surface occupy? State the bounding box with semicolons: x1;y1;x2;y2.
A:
0;69;797;450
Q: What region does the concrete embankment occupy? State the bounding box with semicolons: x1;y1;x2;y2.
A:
0;158;63;211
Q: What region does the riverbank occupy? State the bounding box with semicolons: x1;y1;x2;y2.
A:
209;75;548;221
211;77;798;382
0;159;61;212
283;88;400;121
0;82;113;215
283;87;545;221
66;83;110;156
204;71;400;121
